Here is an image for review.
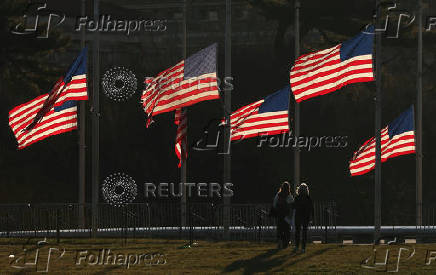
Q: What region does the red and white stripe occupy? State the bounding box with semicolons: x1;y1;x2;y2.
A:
54;74;88;106
8;94;78;149
228;100;289;141
141;61;219;121
290;44;374;102
349;128;416;176
175;108;187;168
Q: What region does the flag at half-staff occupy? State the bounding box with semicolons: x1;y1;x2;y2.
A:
228;86;290;141
141;43;219;126
349;106;416;176
175;108;187;168
290;25;375;102
8;47;88;149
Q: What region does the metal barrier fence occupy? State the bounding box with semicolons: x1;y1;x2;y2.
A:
422;204;436;229
0;201;338;241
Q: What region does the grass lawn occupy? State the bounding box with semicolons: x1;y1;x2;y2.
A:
1;238;436;274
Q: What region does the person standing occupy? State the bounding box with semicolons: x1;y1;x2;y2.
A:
273;181;294;249
292;183;314;253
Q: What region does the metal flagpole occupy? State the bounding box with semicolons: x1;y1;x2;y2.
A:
91;0;100;238
416;0;423;227
293;0;301;192
180;0;188;228
374;0;383;243
78;0;86;229
223;0;232;239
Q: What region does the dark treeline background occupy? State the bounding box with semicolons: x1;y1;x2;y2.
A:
1;0;435;225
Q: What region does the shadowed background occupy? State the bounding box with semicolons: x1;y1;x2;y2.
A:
1;0;435;226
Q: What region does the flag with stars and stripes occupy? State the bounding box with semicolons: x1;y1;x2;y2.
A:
290;25;374;102
141;43;219;127
8;48;88;149
228;86;290;141
349;106;416;176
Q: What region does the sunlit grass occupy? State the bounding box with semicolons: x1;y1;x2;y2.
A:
1;238;436;274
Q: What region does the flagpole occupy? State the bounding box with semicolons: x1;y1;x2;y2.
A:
223;0;232;239
374;0;383;243
78;0;86;229
180;0;188;228
416;0;423;227
91;0;100;238
293;0;301;193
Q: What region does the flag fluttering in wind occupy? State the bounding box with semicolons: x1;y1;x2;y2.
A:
8;48;88;149
349;106;416;176
141;43;219;127
228;86;290;141
175;108;187;168
290;25;375;102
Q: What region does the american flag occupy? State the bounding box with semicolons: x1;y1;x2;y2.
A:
290;25;374;102
349;106;416;176
8;48;88;149
175;108;187;168
228;86;290;141
141;43;219;126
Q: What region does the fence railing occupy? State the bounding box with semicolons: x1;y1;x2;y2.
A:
0;201;338;241
3;202;436;243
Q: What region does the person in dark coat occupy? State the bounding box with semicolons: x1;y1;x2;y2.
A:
292;183;314;253
273;181;294;249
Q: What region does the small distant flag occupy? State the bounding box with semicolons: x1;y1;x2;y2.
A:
175;108;187;168
228;86;290;141
141;43;219;126
349;106;416;176
290;25;375;102
8;48;88;149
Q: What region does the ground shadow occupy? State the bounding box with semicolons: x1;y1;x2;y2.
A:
223;248;286;274
277;246;336;271
224;246;336;274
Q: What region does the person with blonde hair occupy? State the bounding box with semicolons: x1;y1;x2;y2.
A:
292;182;314;253
272;181;294;249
